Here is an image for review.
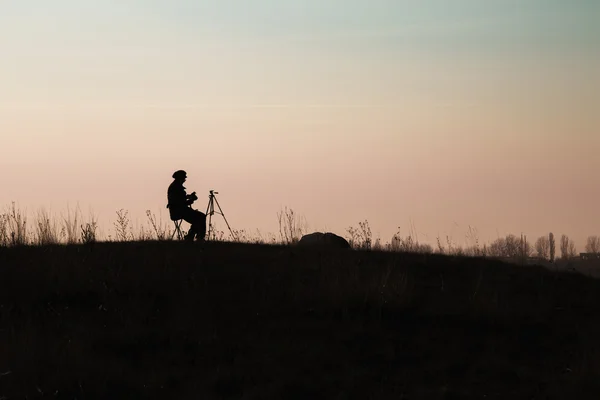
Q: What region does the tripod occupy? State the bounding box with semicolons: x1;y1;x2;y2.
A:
205;190;236;241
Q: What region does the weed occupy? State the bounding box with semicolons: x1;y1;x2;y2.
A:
0;213;8;247
7;202;27;246
81;212;98;244
346;220;372;250
145;210;169;241
114;209;133;242
34;207;60;246
277;206;306;244
61;205;81;244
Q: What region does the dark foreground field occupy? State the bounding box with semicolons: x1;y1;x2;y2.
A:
2;242;600;399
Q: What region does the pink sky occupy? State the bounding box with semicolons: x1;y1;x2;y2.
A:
1;1;599;249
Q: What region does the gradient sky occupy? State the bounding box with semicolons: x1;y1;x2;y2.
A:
1;0;599;248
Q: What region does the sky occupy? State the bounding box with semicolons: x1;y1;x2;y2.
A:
1;0;599;248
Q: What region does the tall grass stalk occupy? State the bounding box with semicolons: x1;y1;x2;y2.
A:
347;220;372;250
61;205;80;244
80;211;98;244
277;207;306;244
7;202;28;246
34;207;60;246
114;209;133;242
390;225;432;254
145;210;169;241
0;212;9;246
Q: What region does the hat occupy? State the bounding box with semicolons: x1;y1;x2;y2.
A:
172;170;187;179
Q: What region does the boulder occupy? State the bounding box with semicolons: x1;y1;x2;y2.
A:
297;232;351;249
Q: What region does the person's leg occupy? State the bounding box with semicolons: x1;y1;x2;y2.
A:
192;210;206;240
181;208;198;241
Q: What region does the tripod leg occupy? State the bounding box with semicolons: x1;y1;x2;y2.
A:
205;195;215;240
205;195;212;216
213;196;237;241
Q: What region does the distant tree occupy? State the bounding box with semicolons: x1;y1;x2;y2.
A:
560;234;569;259
560;234;576;260
505;234;522;257
585;235;600;254
489;234;531;259
549;232;556;263
535;236;550;260
568;241;578;259
488;237;505;257
520;234;533;258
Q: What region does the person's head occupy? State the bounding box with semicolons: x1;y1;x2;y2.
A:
172;170;187;183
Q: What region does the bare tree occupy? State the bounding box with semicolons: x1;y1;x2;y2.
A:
560;234;577;260
568;240;577;259
585;235;600;253
519;234;533;260
535;236;550;260
488;237;506;257
549;232;555;263
560;234;569;259
488;234;531;259
506;234;522;257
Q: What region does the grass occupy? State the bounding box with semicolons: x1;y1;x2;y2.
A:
2;239;600;399
1;202;593;262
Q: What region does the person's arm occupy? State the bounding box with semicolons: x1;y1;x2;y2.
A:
186;191;198;206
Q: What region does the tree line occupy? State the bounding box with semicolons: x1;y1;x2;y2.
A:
488;233;600;262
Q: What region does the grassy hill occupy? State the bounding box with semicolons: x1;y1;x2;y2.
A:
2;241;600;399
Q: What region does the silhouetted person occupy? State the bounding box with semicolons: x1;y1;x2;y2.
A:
167;170;206;241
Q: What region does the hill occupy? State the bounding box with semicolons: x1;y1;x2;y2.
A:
2;241;600;399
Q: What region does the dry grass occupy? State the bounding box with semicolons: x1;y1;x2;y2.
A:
33;207;61;246
61;205;80;245
277;206;307;244
1;202;28;246
0;202;593;267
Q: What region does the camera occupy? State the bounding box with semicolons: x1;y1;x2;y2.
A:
188;192;198;202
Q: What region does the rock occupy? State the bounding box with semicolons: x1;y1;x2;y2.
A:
297;232;351;249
